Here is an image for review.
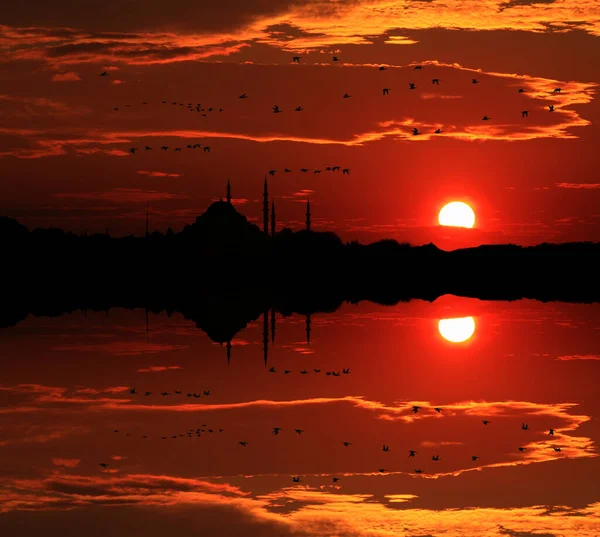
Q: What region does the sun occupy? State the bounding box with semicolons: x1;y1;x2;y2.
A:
438;317;476;343
438;202;475;228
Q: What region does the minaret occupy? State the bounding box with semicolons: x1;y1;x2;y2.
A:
306;314;311;345
271;200;276;237
145;202;149;237
226;340;232;365
226;179;232;204
271;306;276;343
263;309;269;367
306;198;311;231
263;177;269;235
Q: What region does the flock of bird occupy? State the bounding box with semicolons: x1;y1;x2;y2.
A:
267;366;351;375
102;394;564;482
104;56;564;157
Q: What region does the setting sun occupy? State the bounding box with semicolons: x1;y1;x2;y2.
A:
438;316;476;343
438;202;476;228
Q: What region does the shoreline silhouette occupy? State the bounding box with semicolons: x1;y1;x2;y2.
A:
2;195;599;332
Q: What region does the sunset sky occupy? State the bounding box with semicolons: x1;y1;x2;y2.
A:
1;298;599;535
1;0;600;248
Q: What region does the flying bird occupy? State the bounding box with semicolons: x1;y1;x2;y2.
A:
203;146;211;152
432;455;440;461
553;447;562;452
332;477;340;483
129;148;137;155
292;476;301;482
434;128;442;134
268;366;276;372
239;93;248;99
99;463;109;469
295;106;304;111
272;105;282;113
382;445;390;452
549;429;555;435
382;88;390;96
295;429;304;434
549;105;555;112
332;56;340;62
239;441;248;447
432;78;440;85
472;78;479;84
409;82;416;90
273;427;283;435
518;88;525;93
412;406;420;413
268;170;276;177
293;56;301;63
378;66;386;71
482;420;491;425
482;115;491;121
414;65;423;70
521;423;529;430
472;456;479;461
408;450;417;457
100;71;109;76
521;110;529;118
553;88;562;93
343;442;352;447
342;168;350;175
343;93;352;98
518;447;526;452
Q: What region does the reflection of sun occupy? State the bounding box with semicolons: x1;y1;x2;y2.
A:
438;317;476;343
438;202;475;228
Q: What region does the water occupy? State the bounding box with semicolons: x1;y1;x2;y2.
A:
1;295;599;536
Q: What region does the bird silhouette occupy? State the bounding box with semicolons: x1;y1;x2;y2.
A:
129;148;137;155
518;447;526;452
239;93;248;99
518;88;525;93
342;168;350;175
129;388;137;395
293;56;301;63
161;146;169;151
295;429;304;434
300;168;309;173
144;146;152;151
343;93;352;99
203;389;211;396
553;88;562;93
549;429;555;435
295;106;304;112
333;56;340;62
342;368;350;374
434;128;442;134
553;447;562;452
332;477;340;483
382;88;390;96
472;455;479;461
273;427;283;435
313;170;321;174
313;368;321;373
482;115;491;121
472;78;479;84
521;423;529;430
378;66;386;71
409;82;416;90
521;110;529;118
99;463;109;469
239;441;248;447
432;78;440;85
100;71;109;77
292;476;301;482
268;366;276;372
412;128;420;136
382;444;390;452
272;105;282;113
268;170;276;177
482;420;491;425
300;369;309;374
549;105;555;112
343;441;352;447
409;450;417;457
432;455;440;461
412;406;420;413
414;469;423;474
414;65;423;70
434;407;442;413
203;146;211;152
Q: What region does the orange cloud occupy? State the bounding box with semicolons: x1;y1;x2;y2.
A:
51;458;81;468
136;366;183;372
137;170;182;178
52;189;189;204
555;183;600;189
51;71;81;82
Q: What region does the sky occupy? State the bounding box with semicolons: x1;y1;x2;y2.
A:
1;0;600;248
0;297;599;536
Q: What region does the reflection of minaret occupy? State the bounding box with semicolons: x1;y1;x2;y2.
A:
227;179;232;205
306;198;311;231
263;177;269;235
271;306;276;343
271;200;276;237
306;314;311;345
226;340;232;365
263;309;269;367
145;202;149;237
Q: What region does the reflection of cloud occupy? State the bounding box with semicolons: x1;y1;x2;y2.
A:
52;458;81;468
51;340;190;355
136;365;183;373
556;354;600;361
555;183;600;190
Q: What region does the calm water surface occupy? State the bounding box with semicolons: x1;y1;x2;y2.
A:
1;295;599;536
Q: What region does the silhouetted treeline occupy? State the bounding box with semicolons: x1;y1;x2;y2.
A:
2;201;600;319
